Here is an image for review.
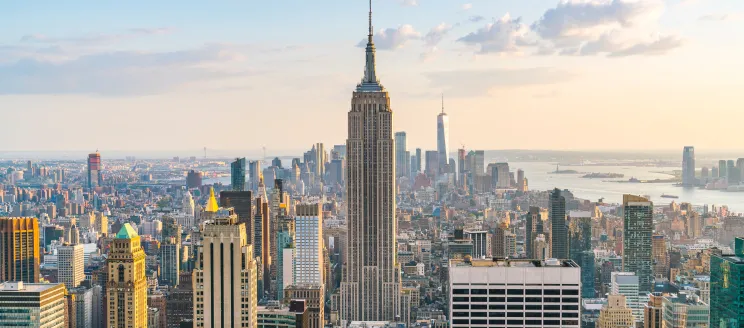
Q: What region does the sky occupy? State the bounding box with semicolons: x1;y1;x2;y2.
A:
1;0;743;155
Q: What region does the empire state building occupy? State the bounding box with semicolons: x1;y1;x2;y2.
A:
340;1;402;322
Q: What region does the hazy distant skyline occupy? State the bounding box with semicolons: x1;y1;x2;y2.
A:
2;0;743;151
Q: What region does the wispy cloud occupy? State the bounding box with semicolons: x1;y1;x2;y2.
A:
699;13;744;22
425;67;574;97
19;27;173;46
357;25;421;50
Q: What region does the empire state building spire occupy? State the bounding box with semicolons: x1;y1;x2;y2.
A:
358;0;384;92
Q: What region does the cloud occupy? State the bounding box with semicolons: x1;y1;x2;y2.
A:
19;27;173;47
399;0;418;6
457;14;531;54
462;3;473;10
699;13;744;22
608;35;684;57
424;23;453;46
469;15;486;23
425;67;574;97
358;25;421;50
532;0;664;45
0;44;262;96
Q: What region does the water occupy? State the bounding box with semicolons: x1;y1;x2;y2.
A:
511;162;744;213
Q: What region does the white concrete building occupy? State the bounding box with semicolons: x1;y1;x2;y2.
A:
449;258;581;328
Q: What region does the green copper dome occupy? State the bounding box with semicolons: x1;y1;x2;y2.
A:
116;223;138;239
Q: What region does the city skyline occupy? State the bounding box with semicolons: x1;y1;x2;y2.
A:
2;0;743;151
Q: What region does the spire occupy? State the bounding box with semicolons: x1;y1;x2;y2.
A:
358;0;383;92
441;93;445;114
205;187;219;213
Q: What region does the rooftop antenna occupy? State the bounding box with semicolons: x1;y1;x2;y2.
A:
441;93;444;114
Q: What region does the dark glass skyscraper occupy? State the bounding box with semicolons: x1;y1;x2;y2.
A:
568;213;594;298
623;194;654;293
231;157;246;191
525;206;544;259
710;237;744;328
549;188;568;259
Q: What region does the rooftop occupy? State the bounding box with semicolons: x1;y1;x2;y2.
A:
451;258;578;268
116;223;138;239
0;282;63;293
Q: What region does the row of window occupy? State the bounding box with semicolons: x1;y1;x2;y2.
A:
453;319;579;326
453;304;579;311
452;296;580;303
453;311;580;318
452;288;579;295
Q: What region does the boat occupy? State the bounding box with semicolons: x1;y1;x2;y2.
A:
661;194;679;199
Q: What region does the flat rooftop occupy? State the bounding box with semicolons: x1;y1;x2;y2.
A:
0;282;62;293
451;258;579;268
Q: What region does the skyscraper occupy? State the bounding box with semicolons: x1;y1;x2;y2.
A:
525;206;545;259
710;237;744;327
568;211;595;298
87;152;102;189
340;1;401;321
414;148;422;174
294;203;323;285
395;132;408;179
220;190;254;235
682;146;695;186
549;188;568;259
57;242;84;289
0;282;67;328
0;217;40;283
231;157;247;191
437;95;449;173
249;160;262;192
652;235;669;279
159;237;180;287
598;294;634;328
424;150;439;179
622;194;654;293
719;159;728;179
107;223;147;328
194;207;258;328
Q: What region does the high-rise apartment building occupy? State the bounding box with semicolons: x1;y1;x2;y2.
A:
166;272;193;328
220;190;253;235
0;282;67;328
611;272;642;322
0;217;40;283
661;293;709;328
643;292;664;328
623;194;654;293
107;223;148;327
682;146;695;186
549;188;568;259
231;157;246;191
159;237;180;287
395;132;409;179
194;207;258;328
87;152;102;189
598;294;634;328
294;203;323;285
57;243;84;289
449;258;581;328
340;2;401;322
710;237;744;327
525;207;546;259
249;160;262;192
652;235;669;279
437;97;449;173
464;230;489;258
425;150;439;179
568;211;594;298
718;160;728;179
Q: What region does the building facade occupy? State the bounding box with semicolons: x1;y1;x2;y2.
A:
106;223;148;328
449;258;581;328
57;243;84;289
294;203;323;285
682;146;695;186
0;282;67;328
623;194;654;293
549;189;568;259
194;206;258;328
437;99;449;173
0;217;40;283
231;157;247;191
710;237;744;327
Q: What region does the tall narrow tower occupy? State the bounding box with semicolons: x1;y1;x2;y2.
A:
340;0;401;322
106;223;147;327
437;94;449;174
